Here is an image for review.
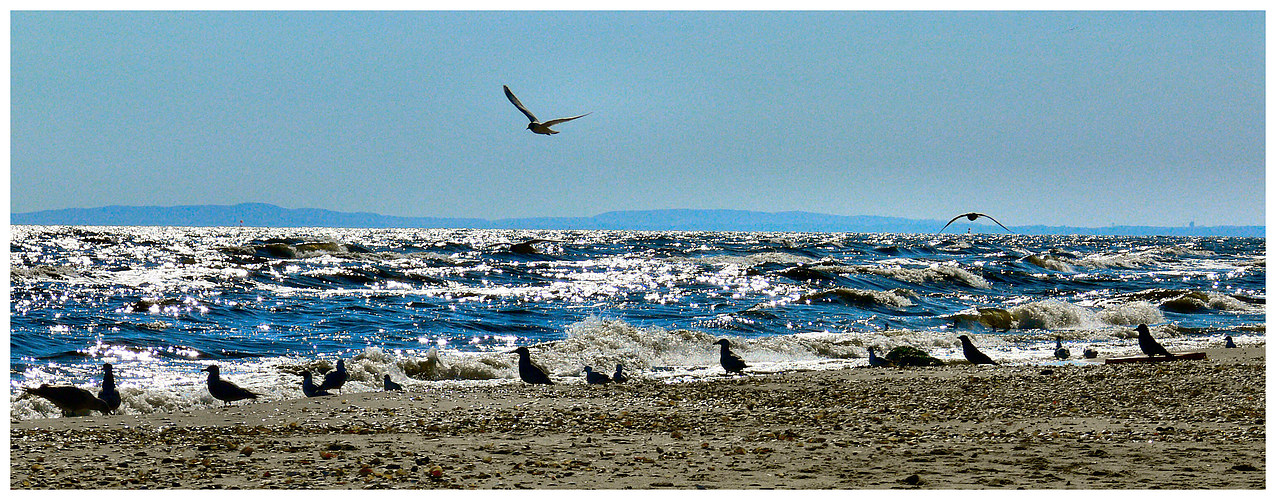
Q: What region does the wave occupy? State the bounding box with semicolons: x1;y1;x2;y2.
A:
950;299;1166;330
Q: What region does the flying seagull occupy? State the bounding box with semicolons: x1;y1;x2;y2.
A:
938;212;1012;233
503;85;589;135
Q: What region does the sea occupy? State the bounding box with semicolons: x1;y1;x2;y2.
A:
8;225;1266;420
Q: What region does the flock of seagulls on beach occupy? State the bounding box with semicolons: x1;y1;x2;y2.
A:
22;323;1224;417
10;87;1223;417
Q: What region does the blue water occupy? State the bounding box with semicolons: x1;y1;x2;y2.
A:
9;226;1265;419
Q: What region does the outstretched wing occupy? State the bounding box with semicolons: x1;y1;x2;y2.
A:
937;214;966;233
503;85;538;123
542;112;590;127
976;213;1013;233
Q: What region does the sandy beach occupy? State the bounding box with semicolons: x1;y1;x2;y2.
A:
10;345;1265;490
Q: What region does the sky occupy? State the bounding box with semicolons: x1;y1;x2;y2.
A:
9;10;1266;227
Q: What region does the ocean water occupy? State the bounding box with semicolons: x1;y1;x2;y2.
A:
9;225;1266;419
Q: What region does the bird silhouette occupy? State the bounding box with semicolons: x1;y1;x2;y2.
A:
503;85;590;135
383;374;403;391
1054;337;1070;360
612;364;629;383
938;212;1012;233
318;359;348;394
714;339;748;374
957;335;998;365
24;384;112;416
1224;335;1237;348
583;366;612;384
867;346;891;367
202;365;259;406
99;363;121;414
1136;324;1173;357
510;346;554;385
1083;347;1099;359
300;372;331;397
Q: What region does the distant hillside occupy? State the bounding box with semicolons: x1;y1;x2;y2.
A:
9;203;1265;237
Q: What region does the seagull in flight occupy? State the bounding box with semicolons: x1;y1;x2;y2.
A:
503;85;589;135
938;212;1013;233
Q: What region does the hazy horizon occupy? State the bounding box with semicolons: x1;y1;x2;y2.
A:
10;11;1265;228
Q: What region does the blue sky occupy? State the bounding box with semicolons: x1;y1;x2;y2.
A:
9;10;1265;227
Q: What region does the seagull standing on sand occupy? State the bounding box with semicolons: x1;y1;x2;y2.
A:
318;359;348;394
583;366;612;384
383;374;404;391
612;364;629;383
1225;335;1237;348
1083;347;1099;359
503;85;590;135
510;346;555;385
938;212;1013;233
1054;337;1070;360
957;335;999;365
1136;324;1174;358
867;346;890;367
24;384;112;416
202;365;259;406
301;372;331;397
99;363;121;414
714;339;748;374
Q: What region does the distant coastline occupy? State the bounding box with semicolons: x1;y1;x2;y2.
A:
9;203;1265;237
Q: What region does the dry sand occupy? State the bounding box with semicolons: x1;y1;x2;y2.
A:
9;345;1265;490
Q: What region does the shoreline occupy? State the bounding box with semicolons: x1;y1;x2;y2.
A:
10;345;1266;489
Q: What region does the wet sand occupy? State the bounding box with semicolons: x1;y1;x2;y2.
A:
10;345;1265;489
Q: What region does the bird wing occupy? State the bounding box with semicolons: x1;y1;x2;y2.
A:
542;112;590;127
937;214;967;233
503;85;539;123
976;213;1013;233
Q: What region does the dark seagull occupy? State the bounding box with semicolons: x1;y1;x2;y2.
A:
714;339;748;375
503;85;590;135
1053;337;1070;360
612;364;629;383
510;346;555;385
957;335;999;365
867;346;891;367
938;212;1013;233
383;374;404;391
583;366;612;385
1224;335;1237;348
24;384;112;417
202;365;259;406
99;363;121;414
318;359;349;394
1136;324;1174;358
300;372;331;397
